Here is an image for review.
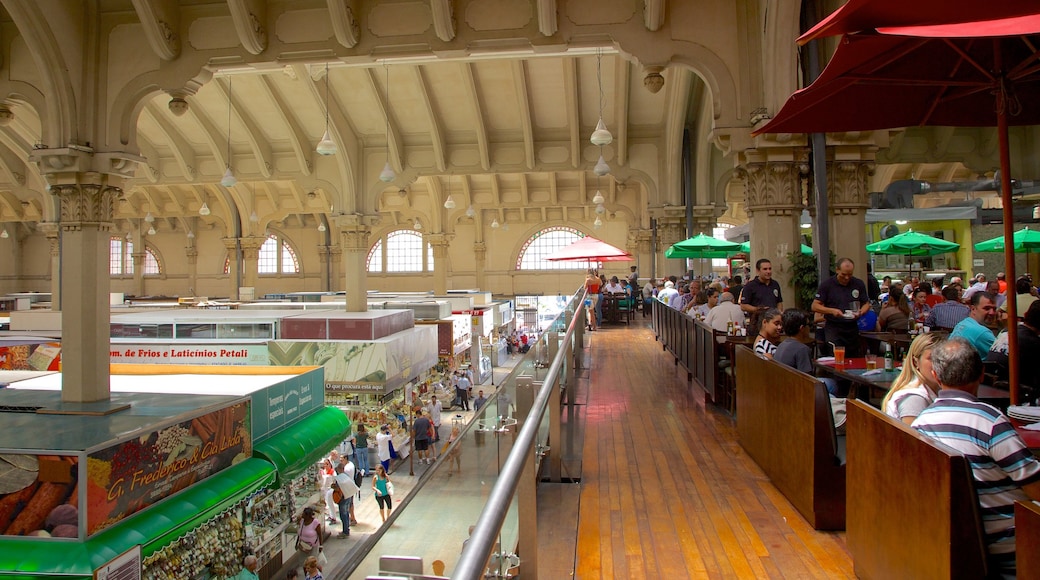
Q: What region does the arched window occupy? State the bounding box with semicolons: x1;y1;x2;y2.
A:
367;230;434;273
516;226;586;270
258;234;300;275
110;237;162;276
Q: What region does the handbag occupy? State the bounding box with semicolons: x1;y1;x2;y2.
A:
297;538;314;552
387;481;395;496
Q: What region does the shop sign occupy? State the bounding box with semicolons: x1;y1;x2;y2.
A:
324;381;386;393
0;342;61;371
85;401;251;536
94;545;141;580
250;369;325;442
0;453;79;538
108;344;268;366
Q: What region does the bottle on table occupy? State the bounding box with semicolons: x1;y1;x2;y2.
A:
883;342;894;371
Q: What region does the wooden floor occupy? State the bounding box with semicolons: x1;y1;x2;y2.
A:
542;317;855;579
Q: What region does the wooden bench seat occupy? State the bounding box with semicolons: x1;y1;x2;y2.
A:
846;400;988;579
735;346;846;530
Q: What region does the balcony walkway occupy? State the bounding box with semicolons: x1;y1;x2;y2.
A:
537;317;855;579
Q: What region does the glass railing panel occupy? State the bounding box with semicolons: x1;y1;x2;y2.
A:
343;287;584;579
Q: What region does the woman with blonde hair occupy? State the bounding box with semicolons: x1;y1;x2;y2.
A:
881;333;945;424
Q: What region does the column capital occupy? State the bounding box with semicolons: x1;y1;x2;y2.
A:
822;159;876;215
339;225;372;252
737;159;808;217
52;182;122;230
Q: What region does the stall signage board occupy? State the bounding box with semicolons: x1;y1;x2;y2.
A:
250;369;325;442
85;401;251;536
0;453;79;539
94;545;141;580
108;344;268;366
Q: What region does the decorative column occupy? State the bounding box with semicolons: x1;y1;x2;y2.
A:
38;222;61;307
737;153;808;305
239;236;265;291
51;180;122;403
337;219;372;312
131;251;146;296
427;233;454;295
222;238;241;300
654;213;688;276
473;242;487;290
317;246;332;292
690;206;718;235
823;160;875;281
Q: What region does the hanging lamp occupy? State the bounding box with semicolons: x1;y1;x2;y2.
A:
590;50;613;146
199;202;211;216
316;62;338;156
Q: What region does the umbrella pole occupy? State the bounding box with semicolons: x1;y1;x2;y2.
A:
996;48;1020;404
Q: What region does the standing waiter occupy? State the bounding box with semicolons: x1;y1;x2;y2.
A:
740;258;783;335
812;257;872;357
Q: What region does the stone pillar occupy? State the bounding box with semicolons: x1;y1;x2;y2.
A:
655;214;688;277
737;156;807;306
338;222;371;312
427;233;453;295
239;236;265;290
38;222;62;307
131;252;145;296
317;246;332;292
690;206;717;235
473;242;487;290
51;180;122;403
824;160;874;281
222;238;241;300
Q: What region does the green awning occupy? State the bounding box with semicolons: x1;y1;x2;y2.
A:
253;406;350;483
0;457;276;578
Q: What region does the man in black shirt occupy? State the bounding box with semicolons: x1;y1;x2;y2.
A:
866;263;881;303
812;257;871;357
728;275;744;304
740;259;783;334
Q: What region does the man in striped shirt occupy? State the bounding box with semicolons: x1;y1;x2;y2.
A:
924;285;970;329
912;338;1040;576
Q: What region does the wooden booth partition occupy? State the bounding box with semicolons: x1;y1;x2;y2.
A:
845;400;988;580
1016;500;1040;577
735;346;846;530
692;321;717;405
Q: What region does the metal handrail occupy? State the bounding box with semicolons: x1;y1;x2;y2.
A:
452;289;585;580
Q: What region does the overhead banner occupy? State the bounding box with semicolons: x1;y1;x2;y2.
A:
108;344;269;366
85;401;251;535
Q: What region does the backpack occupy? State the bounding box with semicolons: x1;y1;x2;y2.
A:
354;466;363;489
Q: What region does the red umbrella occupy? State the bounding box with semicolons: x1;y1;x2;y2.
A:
798;0;1040;44
758;18;1040;403
546;236;633;262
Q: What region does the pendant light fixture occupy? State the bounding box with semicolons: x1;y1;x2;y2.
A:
379;64;396;183
144;212;155;224
316;62;338;156
592;190;604;204
187;230;195;239
594;216;603;229
590;49;613;147
147;226;157;236
199;202;211;216
444;175;456;209
413;218;422;231
465;205;476;218
317;221;326;232
221;76;238;187
590;49;612;175
0;227;8;239
491;218;500;229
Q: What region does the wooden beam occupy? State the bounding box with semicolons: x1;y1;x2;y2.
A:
563;57;580;169
414;66;447;172
130;0;179;60
513;61;535;170
257;75;312;176
460;63;491;171
430;0;455;41
366;67;404;176
615;57;631;167
226;0;267;55
536;0;557;36
326;0;360;48
213;77;274;178
142;103;197;181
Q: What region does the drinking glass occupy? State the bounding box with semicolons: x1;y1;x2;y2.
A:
833;345;846;366
865;353;878;370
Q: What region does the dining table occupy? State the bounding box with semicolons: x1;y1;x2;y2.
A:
815;356;1013;405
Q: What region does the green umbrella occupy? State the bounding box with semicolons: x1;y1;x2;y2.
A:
973;226;1040;253
666;234;741;259
738;241;813;255
865;229;960;256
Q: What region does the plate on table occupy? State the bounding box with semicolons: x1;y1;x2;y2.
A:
1008;406;1040;424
